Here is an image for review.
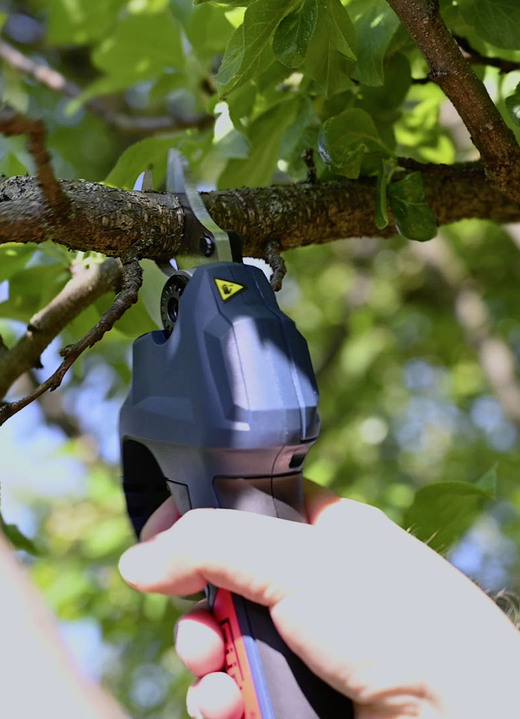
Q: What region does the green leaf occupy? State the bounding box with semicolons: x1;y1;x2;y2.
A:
0;244;38;283
104;135;183;189
0;514;42;556
458;0;520;50
388;172;437;241
475;465;497;497
227;82;257;128
0;136;33;175
184;3;235;58
305;0;356;97
92;9;184;87
273;0;318;69
138;260;167;328
324;0;356;59
375;168;388;229
402;478;495;553
214;128;250;159
217;25;246;90
217;0;300;94
218;97;299;188
349;0;401;86
0;265;69;323
46;0;125;45
194;0;256;5
505;82;520;127
318;108;390;178
375;158;397;229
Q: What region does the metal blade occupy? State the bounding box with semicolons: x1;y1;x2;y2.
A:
133;170;154;192
167;149;232;263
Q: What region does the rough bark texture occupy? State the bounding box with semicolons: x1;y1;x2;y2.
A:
1;166;519;262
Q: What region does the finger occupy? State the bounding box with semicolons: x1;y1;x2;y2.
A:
119;508;315;603
186;673;243;719
140;496;180;542
302;479;342;525
175;601;225;677
303;479;391;537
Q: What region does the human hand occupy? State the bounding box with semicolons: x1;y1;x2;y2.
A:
119;484;520;719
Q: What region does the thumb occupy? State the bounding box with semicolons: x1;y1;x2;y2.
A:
119;507;315;606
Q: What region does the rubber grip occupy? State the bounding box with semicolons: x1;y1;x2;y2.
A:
211;476;355;718
212;589;354;718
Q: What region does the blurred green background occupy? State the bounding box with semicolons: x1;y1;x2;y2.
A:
1;1;520;716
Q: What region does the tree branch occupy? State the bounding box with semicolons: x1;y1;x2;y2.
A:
0;258;140;425
1;164;519;261
0;258;122;400
415;35;520;82
386;0;520;202
0;106;70;209
454;35;520;75
0;40;213;136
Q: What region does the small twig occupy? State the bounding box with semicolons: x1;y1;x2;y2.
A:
0;257;123;399
454;35;520;74
0;105;69;208
413;36;520;83
0;258;142;425
264;240;287;292
0;39;213;136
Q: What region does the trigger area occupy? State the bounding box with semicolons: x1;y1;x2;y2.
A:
214;475;306;523
122;439;171;538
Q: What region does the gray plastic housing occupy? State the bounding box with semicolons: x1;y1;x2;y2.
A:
119;262;354;718
120;262;320;533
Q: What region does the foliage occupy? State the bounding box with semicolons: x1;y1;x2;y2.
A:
1;0;520;717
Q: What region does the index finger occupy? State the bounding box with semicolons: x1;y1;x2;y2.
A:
140;496;180;542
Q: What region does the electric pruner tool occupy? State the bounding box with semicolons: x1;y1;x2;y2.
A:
119;151;354;718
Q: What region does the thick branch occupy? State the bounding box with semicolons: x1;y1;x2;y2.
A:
0;175;184;258
386;0;520;202
0;40;213;136
0;258;122;399
1;165;519;260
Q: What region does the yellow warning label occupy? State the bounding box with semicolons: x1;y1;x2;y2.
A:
214;278;245;301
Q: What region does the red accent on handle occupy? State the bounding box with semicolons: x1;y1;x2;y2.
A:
213;588;262;719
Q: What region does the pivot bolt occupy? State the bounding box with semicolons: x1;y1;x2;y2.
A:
200;234;215;257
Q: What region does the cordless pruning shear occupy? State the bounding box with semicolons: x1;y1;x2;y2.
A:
119;151;354;719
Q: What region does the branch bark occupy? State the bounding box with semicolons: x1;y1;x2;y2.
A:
454;35;520;75
1;164;519;261
386;0;520;202
0;107;70;209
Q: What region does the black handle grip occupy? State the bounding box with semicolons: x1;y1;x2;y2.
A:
207;475;354;718
212;588;354;718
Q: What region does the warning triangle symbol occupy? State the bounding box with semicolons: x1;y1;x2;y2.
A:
214;278;246;301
